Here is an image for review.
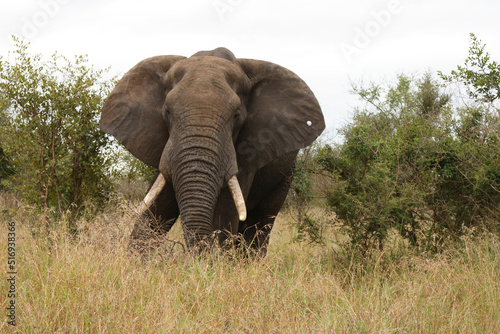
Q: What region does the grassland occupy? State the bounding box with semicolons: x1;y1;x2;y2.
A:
1;191;499;333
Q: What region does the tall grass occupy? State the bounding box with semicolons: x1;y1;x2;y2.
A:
1;191;499;333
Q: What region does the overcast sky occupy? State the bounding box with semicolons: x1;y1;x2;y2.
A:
1;0;500;137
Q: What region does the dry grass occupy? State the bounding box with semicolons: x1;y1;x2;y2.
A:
1;191;499;333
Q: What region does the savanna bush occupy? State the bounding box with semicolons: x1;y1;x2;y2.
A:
0;37;116;222
298;34;500;252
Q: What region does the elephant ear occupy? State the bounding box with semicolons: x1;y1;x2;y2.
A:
236;59;325;173
100;55;185;168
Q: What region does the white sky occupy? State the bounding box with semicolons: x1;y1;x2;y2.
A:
1;0;500;137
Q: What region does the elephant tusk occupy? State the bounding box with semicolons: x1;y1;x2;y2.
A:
228;175;247;221
137;173;166;214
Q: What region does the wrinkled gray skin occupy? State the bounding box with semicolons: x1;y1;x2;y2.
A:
100;48;325;255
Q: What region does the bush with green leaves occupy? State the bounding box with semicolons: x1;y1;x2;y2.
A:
0;37;116;218
439;33;500;104
288;144;326;244
0;147;15;189
314;34;500;252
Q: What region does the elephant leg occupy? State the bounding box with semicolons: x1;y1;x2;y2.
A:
239;174;293;256
129;172;179;252
239;153;297;256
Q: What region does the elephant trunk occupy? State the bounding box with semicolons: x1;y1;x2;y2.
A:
163;122;233;247
139;165;246;248
175;164;220;242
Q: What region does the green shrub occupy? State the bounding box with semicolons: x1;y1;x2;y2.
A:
0;37;116;220
318;34;500;252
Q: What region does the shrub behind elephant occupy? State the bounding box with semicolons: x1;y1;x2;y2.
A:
100;47;325;255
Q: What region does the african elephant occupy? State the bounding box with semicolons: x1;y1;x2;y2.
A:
100;47;324;255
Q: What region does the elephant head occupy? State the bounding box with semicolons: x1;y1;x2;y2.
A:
100;48;324;247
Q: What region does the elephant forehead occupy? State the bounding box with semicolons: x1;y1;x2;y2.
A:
170;57;247;86
167;82;241;112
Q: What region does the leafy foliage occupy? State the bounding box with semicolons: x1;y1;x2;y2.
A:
0;147;15;189
0;37;116;218
118;148;157;183
310;35;500;252
0;99;15;188
439;33;500;103
319;72;500;252
288;145;325;244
